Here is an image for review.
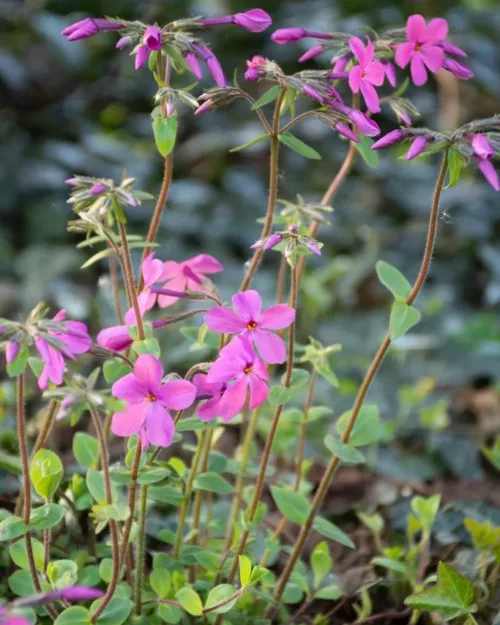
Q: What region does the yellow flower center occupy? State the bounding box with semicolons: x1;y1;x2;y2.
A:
146;393;157;402
247;321;257;331
244;366;253;375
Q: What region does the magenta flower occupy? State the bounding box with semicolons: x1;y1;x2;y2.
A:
394;15;448;86
299;45;324;63
346;109;380;137
1;617;30;625
36;310;91;390
185;52;203;79
62;17;122;42
471;135;499;191
207;337;269;419
97;319;167;352
125;253;166;324
332;53;352;73
348;37;385;113
442;58;473;80
245;55;267;81
158;254;223;307
190;44;226;87
201;9;271;33
336;122;359;143
271;27;332;44
193;373;228;421
372;129;410;150
6;341;20;364
406;136;431;160
111;355;196;449
144;25;162;51
44;586;104;602
205;290;295;364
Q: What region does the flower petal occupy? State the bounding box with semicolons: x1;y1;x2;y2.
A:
424;18;448;43
410;53;428;86
157;379;196;410
478;160;500;191
111;402;147;437
145;403;175;447
197;397;222;421
218;377;248;420
97;325;133;352
188;254;224;275
134;354;164;391
248;374;269;409
259;304;295;330
205;307;246;333
112;373;146;402
360;80;380;113
142;254;165;286
348;36;365;65
348;65;363;93
253;329;287;364
366;60;385;86
420;45;444;73
406;14;427;43
394;42;414;69
232;290;262;322
364;38;374;65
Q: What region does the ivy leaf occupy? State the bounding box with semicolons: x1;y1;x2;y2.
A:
390;302;421;340
324;435;366;464
335;405;380;447
270;486;311;525
152;116;178;157
405;562;477;621
251;85;282;109
376;261;412;301
278;132;321;160
354;135;379;169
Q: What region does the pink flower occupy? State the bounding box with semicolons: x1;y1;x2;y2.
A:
394;15;448;86
193;373;228;421
471;134;499;191
442;58;473;80
1;617;30;625
207;337;269;419
205;290;295;364
135;46;150;70
111;355;196;449
406;136;431;160
62;17;122;42
233;9;272;32
245;55;267;81
348;37;385;113
35;310;91;390
44;586;104;602
371;129;410;150
191;44;226;87
157;254;223;307
185;52;203;79
144;25;162;51
97;319;168;352
6;341;20;363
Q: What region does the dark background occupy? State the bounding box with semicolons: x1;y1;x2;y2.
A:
1;0;500;484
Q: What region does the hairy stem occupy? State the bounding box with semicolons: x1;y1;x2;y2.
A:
109;254;124;324
134;485;149;615
117;220;145;340
120;443;142;580
239;89;286;292
268;151;449;613
191;429;213;546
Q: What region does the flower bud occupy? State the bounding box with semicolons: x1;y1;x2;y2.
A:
6;341;20;363
299;44;324;63
336;122;359;143
263;233;282;250
371;129;409;150
471;134;494;160
194;100;213;115
233;9;272;33
89;183;106;195
406;136;431;160
440;41;467;58
442;58;474;80
135;45;150;70
116;36;130;49
144;25;162;51
348;110;380;137
271;27;306;44
185;52;203;79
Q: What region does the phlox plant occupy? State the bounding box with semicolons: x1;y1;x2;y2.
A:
0;6;499;625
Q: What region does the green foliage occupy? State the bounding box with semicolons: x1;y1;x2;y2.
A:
335;405;380;447
278;132;322;159
175;587;203;616
354;135;379;168
30;503;65;531
390;302;422;340
55;607;91;625
30;449;63;500
324;435;366;464
205;584;238;613
73;432;99;469
90;597;132;625
0;515;28;541
193;472;234;494
271;487;311;524
7;346;30;377
153;116;178;157
376;261;412;301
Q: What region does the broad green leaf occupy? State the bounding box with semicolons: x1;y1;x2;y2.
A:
133;338;161;358
313;516;355;549
390;302;421;340
90;597;132;625
103;359;131;384
193;472;234;494
153;116;178;157
405;562;477;621
358;512;384;536
149;485;183;505
137;467;171;485
411;494;440;536
193;551;219;570
86;469;118;505
205;584;238;614
157;603;183;624
355;135;379;168
311;541;332;588
372;557;411;577
6;345;30;378
252;85;282;109
446;149;463;189
230;134;269;153
314;585;343;600
324;435;366;464
28;357;44;378
268;385;292;406
55;607;91;625
150;569;171;598
376;260;412;301
30;504;65;531
239;555;252;587
30;449;63;501
464;518;500;561
99;559;115;584
0;515;28;541
10;537;44;571
176;587;203;616
9;570;38;597
73;432;99;469
47;559;78;588
270;487;311;525
278;132;321;160
335;405;380;447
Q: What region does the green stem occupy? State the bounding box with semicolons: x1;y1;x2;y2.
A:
268;151;450;616
239;89;286;292
134;485;149;615
173;432;206;559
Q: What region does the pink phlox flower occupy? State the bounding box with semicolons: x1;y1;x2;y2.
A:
62;17;122;42
245;55;267;81
144;25;162;51
124;252;167;324
207;336;269;419
191;44;226;87
111;354;196;449
205;289;295;364
97;319;168;353
157;254;223;308
193;373;228;422
471;134;499;191
348;37;385;113
233;9;272;32
394;15;448;86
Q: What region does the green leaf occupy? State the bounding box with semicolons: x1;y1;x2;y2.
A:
175;587;203;616
9;570;38;596
376;260;412;301
335;405;380;447
268;385;293;406
28;357;44;378
99;559;115;584
464;518;500;561
137;467;171;485
55;607;91;625
270;487;311;525
150;569;171;598
148;485;183;505
239;555;252;586
157;604;183;624
90;597;132;625
73;433;99;469
313;516;355;549
324;435;366;464
7;345;30;378
10;537;44;571
205;584;238;614
446;149;463;189
278;132;321;160
372;557;411;577
86;469;118;505
47;559;78;587
314;585;343;600
405;562;477;621
411;494;441;536
390;302;422;340
252;85;282;109
103;359;131;384
153;116;178;157
30;449;63;501
0;515;28;541
30;504;65;531
230;134;269;153
354;135;379;169
311;541;332;588
133;338;161;358
193;472;234;494
81;248;115;269
193;550;219;570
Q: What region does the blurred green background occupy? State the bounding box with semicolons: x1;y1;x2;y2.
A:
1;0;500;482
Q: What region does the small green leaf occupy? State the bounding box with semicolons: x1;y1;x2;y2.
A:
90;597;132;625
252;85;282;109
0;515;28;541
133;338;161;358
270;487;311;525
86;469;118;505
137;467;171;485
10;537;44;571
313;516;355;549
405;562;477;621
193;472;234;494
7;346;30;378
205;584;238;614
55;607;91;625
153;116;178;157
81;248;115;269
47;559;78;587
157;603;183;624
278;132;321;160
150;569;171;598
30;449;63;501
376;260;412;301
30;504;65;531
193;551;219;570
390;302;421;340
311;541;332;588
314;585;343;600
446;149;463;189
28;357;44;378
73;433;99;469
229;134;269;153
176;587;203;616
372;556;411;577
239;555;252;587
355;135;379;168
103;359;131;384
324;435;366;464
335;405;380;447
268;385;293;406
411;494;441;537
